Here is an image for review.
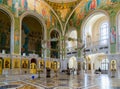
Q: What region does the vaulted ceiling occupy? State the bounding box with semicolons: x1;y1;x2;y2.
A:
45;0;82;22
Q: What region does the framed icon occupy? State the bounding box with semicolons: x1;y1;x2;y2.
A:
22;59;28;69
0;58;2;74
38;59;44;69
13;59;20;68
4;58;10;69
111;60;116;71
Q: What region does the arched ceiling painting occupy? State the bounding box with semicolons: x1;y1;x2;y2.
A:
67;0;120;30
67;0;111;30
45;0;81;22
0;0;59;30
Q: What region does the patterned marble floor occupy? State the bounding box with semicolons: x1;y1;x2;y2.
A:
0;73;120;89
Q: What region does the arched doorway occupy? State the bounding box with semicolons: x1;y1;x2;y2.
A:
68;56;77;69
91;53;109;74
0;9;12;54
50;30;60;58
21;15;43;56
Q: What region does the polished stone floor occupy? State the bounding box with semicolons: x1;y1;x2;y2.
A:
0;73;120;89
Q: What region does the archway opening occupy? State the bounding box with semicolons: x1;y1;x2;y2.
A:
68;56;77;69
66;29;77;57
0;10;11;54
82;12;109;48
86;53;109;74
21;15;43;56
31;58;37;64
66;30;77;51
50;30;60;58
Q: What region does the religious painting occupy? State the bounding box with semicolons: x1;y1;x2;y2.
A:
78;62;81;71
30;63;37;74
110;26;116;44
5;0;57;30
27;0;55;29
14;32;19;46
13;59;20;68
0;58;2;74
30;63;36;69
4;58;10;69
110;60;117;71
22;59;28;69
38;59;44;69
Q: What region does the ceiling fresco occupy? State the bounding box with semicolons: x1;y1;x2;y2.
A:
67;0;113;30
45;0;81;22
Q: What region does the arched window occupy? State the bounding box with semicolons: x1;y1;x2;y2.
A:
100;58;109;70
67;30;77;51
99;22;108;45
50;30;60;58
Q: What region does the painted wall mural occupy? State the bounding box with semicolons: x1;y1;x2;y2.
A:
0;0;59;30
67;0;120;54
68;0;110;29
68;0;120;30
110;26;116;44
85;0;101;12
0;0;120;55
110;26;116;53
0;0;60;55
14;18;20;54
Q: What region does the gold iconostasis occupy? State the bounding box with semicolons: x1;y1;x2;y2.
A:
0;57;60;75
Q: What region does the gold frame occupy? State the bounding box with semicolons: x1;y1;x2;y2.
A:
4;58;10;69
110;60;117;71
38;59;44;69
22;59;28;69
13;59;20;68
0;59;2;74
30;63;37;74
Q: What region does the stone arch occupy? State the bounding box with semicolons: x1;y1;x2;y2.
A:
80;10;110;46
49;28;61;58
63;1;84;35
20;11;47;56
49;28;61;39
0;5;14;54
81;10;110;41
42;1;63;35
31;58;37;64
68;56;77;69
